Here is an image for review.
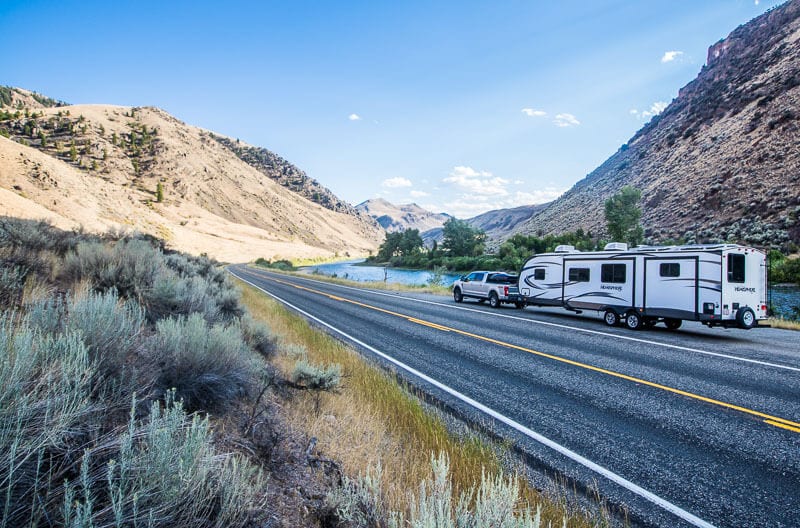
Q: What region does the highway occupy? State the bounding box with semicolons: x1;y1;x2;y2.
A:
229;265;800;528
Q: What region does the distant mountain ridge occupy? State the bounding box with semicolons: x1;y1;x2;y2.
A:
0;87;383;261
516;0;800;248
356;198;451;233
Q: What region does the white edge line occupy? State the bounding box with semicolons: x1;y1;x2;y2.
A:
272;269;800;374
231;270;718;528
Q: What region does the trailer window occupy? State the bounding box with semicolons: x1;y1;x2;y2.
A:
601;264;626;283
534;268;545;281
568;268;590;282
727;254;745;283
660;263;680;277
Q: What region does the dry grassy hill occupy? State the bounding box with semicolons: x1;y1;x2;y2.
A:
517;0;800;248
0;87;382;262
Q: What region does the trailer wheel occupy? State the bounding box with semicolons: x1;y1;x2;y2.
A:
625;310;643;330
453;288;463;303
643;317;657;328
514;301;525;309
736;307;756;330
489;292;500;308
603;310;619;326
664;318;682;330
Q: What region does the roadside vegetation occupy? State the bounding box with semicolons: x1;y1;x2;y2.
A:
1;216;608;526
236;279;614;527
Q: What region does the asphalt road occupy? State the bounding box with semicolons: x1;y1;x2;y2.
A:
229;265;800;528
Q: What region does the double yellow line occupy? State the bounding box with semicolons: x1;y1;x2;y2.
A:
264;273;800;434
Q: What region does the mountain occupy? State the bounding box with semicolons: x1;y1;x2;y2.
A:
468;204;550;248
418;204;549;250
0;87;383;262
356;198;451;233
517;1;800;248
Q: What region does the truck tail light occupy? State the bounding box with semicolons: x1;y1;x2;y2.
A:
504;286;509;296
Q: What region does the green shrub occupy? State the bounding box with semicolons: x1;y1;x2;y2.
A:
0;313;96;526
0;266;26;307
238;314;277;359
63;394;265;527
291;359;342;391
155;314;255;413
66;289;144;379
62;239;164;300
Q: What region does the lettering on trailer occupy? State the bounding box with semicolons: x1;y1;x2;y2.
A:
734;287;756;293
601;285;623;291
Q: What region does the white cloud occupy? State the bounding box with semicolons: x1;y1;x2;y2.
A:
631;101;668;120
629;109;638;115
755;0;759;5
553;113;580;127
661;51;684;63
409;190;430;198
348;113;361;121
521;108;547;117
443;166;509;196
382;177;412;188
440;186;566;218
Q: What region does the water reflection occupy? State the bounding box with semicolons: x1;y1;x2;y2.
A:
300;259;461;286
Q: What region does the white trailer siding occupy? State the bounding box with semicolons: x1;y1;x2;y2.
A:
519;244;767;330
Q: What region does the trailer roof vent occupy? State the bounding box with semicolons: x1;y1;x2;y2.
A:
604;242;628;251
554;245;577;253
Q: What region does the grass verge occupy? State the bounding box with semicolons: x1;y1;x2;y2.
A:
767;317;800;331
235;278;609;527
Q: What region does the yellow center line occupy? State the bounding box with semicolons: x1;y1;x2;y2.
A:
258;271;800;433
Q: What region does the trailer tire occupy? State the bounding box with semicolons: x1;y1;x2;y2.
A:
453;288;463;303
489;292;500;308
603;310;619;327
736;307;756;330
665;318;682;330
625;310;643;330
514;301;525;309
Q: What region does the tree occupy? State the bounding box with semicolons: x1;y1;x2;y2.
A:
376;229;423;261
156;182;164;203
441;218;486;257
69;145;78;162
398;229;423;256
604;186;643;246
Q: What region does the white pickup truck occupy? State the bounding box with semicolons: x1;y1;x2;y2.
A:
452;271;524;308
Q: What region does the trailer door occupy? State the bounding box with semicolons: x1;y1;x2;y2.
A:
643;257;698;319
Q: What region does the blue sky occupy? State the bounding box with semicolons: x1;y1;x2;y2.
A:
0;0;785;217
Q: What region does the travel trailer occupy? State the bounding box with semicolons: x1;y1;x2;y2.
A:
518;243;768;330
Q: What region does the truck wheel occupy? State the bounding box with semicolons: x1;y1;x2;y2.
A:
453;288;463;303
665;318;682;330
603;310;619;327
625;310;643;330
514;301;525;309
736;307;756;330
489;292;500;308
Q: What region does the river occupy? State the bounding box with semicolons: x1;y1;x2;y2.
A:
300;259;462;286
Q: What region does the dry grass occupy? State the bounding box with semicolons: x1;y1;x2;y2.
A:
236;278;606;527
767;317;800;331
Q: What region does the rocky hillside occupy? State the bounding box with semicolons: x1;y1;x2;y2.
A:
0;87;383;261
356;198;451;232
212;135;361;216
517;0;800;248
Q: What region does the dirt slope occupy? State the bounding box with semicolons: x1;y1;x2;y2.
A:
0;89;382;262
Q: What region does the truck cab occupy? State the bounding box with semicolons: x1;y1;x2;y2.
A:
452;271;524;308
